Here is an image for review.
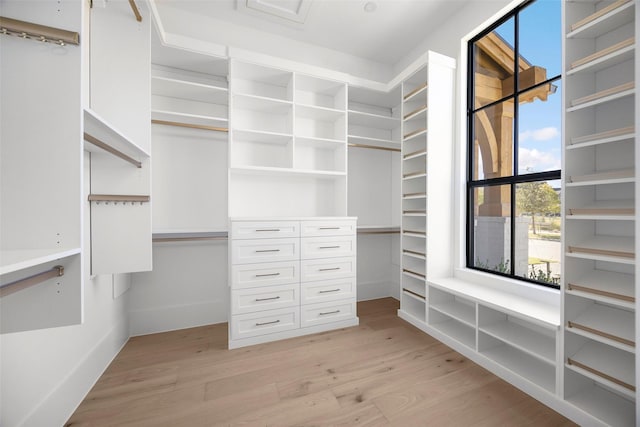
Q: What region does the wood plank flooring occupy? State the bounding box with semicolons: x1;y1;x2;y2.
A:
67;298;577;426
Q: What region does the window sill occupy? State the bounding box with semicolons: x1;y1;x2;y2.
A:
429;268;561;328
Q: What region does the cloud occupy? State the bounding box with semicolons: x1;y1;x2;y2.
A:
519;147;560;172
519;127;559;142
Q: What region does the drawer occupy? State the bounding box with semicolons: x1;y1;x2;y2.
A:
300;235;356;260
301;277;356;305
232;238;299;264
231;221;299;240
232;261;299;289
232;284;299;314
301;256;355;282
301;300;356;328
231;307;300;340
300;219;356;237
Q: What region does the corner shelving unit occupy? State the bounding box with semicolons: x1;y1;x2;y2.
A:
563;0;637;425
229;60;347;217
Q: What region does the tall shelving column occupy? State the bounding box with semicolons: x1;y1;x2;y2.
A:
398;51;456;325
562;1;636;425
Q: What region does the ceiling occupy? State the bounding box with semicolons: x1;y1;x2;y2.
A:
152;0;470;66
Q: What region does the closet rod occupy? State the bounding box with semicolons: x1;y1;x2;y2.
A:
0;265;64;298
84;133;142;168
348;143;400;153
88;194;150;203
151;119;229;133
0;16;79;46
153;236;228;243
128;0;143;22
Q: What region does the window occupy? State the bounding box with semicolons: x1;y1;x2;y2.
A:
467;0;561;288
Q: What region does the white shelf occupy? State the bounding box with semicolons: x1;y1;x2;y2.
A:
402;212;427;217
480;320;555;364
402;172;427;181
567;269;635;308
296;103;345;121
566;384;635;427
567;340;635;398
233;128;292;144
151;110;228;129
567;1;635;39
296;135;345;147
233;93;293;112
402;270;426;282
398;307;427;326
347;135;399;149
481;344;555;393
567;84;635;112
566;168;635;187
402;231;426;238
348;110;399;130
403;128;427;142
403;105;427;122
567;303;635;351
403;149;427;161
403;250;426;260
0;247;81;276
151;75;228;104
430;299;475;327
567;235;635;263
566;199;634;220
431;318;475;348
84;108;150;158
567;44;635;76
403;83;427;102
402;288;426;302
568;127;635;149
402;192;427;200
229;166;346;179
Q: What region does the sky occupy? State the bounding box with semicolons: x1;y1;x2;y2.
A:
494;0;562;176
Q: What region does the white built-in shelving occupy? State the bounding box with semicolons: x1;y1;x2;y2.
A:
563;0;637;424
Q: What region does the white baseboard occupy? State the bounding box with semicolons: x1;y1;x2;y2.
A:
357;280;395;301
20;319;129;427
129;299;228;337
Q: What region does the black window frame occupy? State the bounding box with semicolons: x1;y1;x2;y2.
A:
466;0;562;289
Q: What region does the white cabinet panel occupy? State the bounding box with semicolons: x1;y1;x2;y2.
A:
300;235;356;260
231;307;300;340
301;300;356;328
232;238;299;264
301;277;356;304
231;221;300;240
300;220;356;237
232;284;299;314
301;256;355;282
231;261;299;289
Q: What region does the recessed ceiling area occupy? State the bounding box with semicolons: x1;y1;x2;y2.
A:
151;0;470;66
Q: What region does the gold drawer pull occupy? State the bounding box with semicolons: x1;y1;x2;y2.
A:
319;289;341;294
255;249;281;253
255;319;280;326
319;267;340;272
319;310;340;316
255;296;281;302
255;272;281;277
319;246;340;249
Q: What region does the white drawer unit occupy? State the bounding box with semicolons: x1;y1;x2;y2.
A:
231;284;299;315
231;237;299;264
300;235;356;260
301;277;356;304
229;218;358;349
301;256;356;282
300;219;357;237
231;221;300;240
231;261;299;289
231;307;300;340
301;300;357;328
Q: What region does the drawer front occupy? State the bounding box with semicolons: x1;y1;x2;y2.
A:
300;220;356;237
232;238;299;264
301;257;355;282
231;221;299;240
301;277;356;305
232;284;299;315
300;235;356;260
231;307;300;340
232;261;299;289
301;300;356;328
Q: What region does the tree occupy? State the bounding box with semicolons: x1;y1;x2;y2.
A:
516;182;560;234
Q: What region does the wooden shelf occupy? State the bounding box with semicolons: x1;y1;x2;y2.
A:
567;235;634;262
567;0;635;39
567;167;634;187
566;340;635;397
0;247;81;276
348;110;399;130
480;320;555;364
567;82;634;112
430;299;475;327
568;126;634;149
568;303;634;349
431;318;475;348
567;269;635;306
481;345;555;393
568;38;635;75
566;384;635;427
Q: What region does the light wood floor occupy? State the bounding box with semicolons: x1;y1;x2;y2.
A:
67;298;577;426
